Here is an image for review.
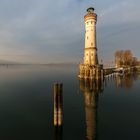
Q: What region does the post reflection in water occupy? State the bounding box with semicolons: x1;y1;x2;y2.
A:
115;73;139;89
104;73;139;89
54;126;63;140
79;79;104;140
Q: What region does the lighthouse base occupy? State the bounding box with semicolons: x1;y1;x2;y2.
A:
79;64;104;80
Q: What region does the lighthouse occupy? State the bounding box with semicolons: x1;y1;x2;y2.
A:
84;7;98;65
79;7;103;80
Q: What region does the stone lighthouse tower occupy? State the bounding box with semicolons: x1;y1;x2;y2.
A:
79;7;103;80
84;7;98;65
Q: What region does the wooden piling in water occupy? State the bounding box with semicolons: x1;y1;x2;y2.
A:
96;64;103;80
54;83;63;126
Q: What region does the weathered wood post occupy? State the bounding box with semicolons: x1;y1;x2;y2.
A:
54;83;63;140
54;83;58;126
96;64;103;80
54;83;63;126
57;83;63;126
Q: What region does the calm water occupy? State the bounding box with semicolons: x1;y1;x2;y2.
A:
0;65;140;140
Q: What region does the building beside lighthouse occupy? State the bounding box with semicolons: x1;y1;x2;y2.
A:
79;7;103;80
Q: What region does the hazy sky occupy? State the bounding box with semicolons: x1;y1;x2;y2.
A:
0;0;140;64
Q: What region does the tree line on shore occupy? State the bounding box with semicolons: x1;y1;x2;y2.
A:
115;50;139;67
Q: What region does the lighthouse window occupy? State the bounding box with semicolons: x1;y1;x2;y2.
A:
91;43;93;46
86;53;88;56
91;21;93;24
87;22;88;25
87;36;88;39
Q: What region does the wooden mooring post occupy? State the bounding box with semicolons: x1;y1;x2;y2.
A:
54;83;63;126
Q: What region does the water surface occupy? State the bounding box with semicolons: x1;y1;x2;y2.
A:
0;65;140;140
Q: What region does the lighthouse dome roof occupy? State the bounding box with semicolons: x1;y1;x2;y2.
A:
87;7;94;13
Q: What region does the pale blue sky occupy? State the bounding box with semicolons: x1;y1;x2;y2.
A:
0;0;140;64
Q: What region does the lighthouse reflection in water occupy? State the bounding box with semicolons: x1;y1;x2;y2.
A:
79;79;104;140
79;72;140;140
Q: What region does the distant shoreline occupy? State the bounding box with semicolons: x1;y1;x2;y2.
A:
0;63;78;66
